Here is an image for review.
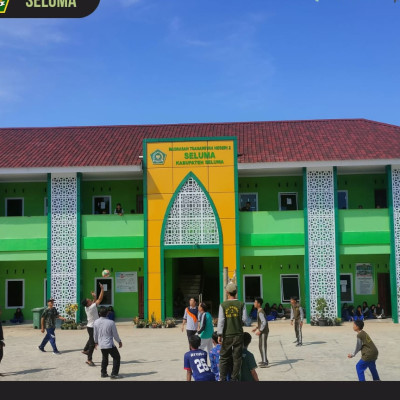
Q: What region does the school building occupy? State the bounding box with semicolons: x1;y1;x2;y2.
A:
0;119;400;323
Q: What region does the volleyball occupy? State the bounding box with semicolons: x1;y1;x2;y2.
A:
102;269;110;277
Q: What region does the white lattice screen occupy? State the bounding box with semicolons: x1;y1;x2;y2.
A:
164;177;219;246
391;167;400;320
50;174;78;318
306;168;337;319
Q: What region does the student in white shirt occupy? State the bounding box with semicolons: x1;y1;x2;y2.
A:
81;283;104;366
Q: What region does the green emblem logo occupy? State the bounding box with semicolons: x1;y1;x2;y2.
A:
151;149;167;165
0;0;10;13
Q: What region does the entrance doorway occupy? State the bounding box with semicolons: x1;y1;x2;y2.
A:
167;257;220;318
377;273;391;317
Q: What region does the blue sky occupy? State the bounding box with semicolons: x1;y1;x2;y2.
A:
1;0;399;128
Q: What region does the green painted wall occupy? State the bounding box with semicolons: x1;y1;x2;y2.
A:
240;255;305;315
81;180;143;215
0;217;47;260
0;261;47;321
239;174;387;211
239;176;303;211
0;175;383;217
337;174;387;209
0;182;47;217
338;209;390;254
338;255;390;308
239;210;304;250
165;258;174;318
80;259;144;320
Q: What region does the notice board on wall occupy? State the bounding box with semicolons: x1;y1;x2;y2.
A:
355;264;374;295
115;272;137;293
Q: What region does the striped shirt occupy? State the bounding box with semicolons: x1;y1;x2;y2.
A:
183;307;198;331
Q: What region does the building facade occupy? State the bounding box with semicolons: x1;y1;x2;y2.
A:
0;119;399;323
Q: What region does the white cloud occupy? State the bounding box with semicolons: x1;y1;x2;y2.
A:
0;69;24;106
0;20;68;49
117;0;142;7
184;39;210;47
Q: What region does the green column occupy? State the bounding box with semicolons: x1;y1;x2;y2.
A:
334;167;341;318
387;165;399;323
303;167;310;323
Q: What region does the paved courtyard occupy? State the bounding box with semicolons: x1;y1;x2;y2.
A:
0;318;399;381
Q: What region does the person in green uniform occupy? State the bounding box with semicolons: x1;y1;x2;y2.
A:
290;296;304;346
217;282;248;381
347;320;380;381
251;297;269;367
240;332;259;381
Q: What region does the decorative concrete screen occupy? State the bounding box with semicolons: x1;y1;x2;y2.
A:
392;167;400;320
164;177;219;246
306;168;337;319
50;173;78;318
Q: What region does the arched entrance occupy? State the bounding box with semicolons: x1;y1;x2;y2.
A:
161;174;223;320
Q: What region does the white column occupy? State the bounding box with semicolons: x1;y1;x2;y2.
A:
306;167;337;319
50;173;78;318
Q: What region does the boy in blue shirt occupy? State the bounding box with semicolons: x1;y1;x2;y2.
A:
209;331;231;381
209;331;221;381
184;335;215;381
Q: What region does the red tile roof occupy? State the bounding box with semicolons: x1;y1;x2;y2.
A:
0;119;399;168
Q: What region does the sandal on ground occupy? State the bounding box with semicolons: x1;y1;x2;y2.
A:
86;360;95;366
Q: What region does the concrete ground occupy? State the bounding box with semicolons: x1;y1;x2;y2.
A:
0;318;399;381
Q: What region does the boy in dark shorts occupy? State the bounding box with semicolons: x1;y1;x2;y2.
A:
347;320;380;381
251;297;269;367
290;296;304;346
240;332;259;381
184;335;215;381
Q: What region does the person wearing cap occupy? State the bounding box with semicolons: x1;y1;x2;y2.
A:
38;298;66;355
81;282;104;366
217;281;248;381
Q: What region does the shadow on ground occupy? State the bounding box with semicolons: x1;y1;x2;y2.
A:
105;371;157;379
2;368;56;376
269;358;304;367
301;341;327;346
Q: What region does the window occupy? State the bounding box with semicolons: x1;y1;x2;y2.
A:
338;190;348;209
93;196;111;214
374;189;387;209
6;198;24;216
44;197;48;216
136;194;143;214
6;279;25;308
95;277;113;306
243;275;262;303
281;274;300;303
279;193;298;211
340;274;353;303
239;193;258;211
